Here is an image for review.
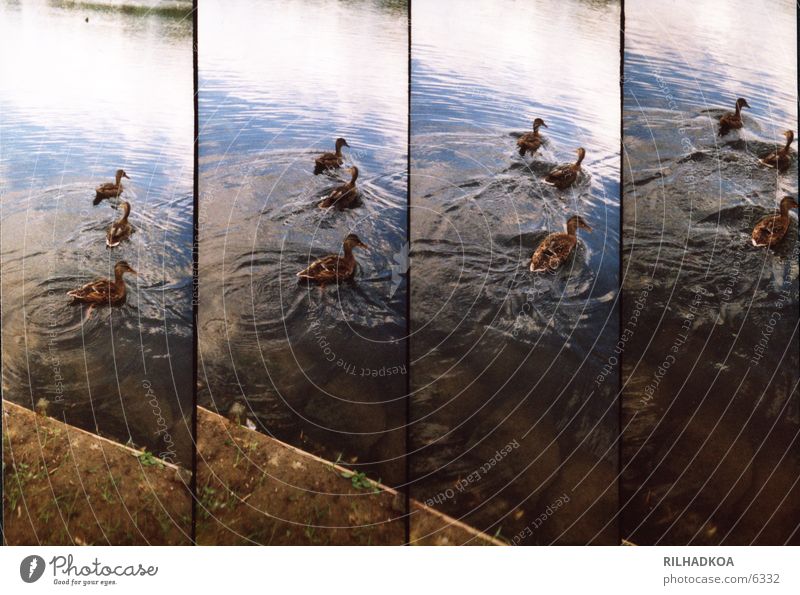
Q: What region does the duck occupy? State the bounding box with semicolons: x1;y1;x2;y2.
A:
759;130;794;172
517;118;548;157
314;137;349;174
544;148;585;189
297;234;368;286
106;201;133;248
530;215;592;272
67;261;137;317
718;98;750;136
751;196;798;248
95;169;129;201
319;166;359;209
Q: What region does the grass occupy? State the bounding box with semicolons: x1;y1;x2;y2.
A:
137;450;164;468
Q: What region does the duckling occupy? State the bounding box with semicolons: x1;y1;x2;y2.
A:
67;261;137;318
297;234;368;287
319;166;359;209
544;148;585;190
227;402;246;426
95;169;129;201
530;215;592;272
314;137;349;174
759;130;794;172
517;118;548;157
718;98;750;137
106;201;133;248
35;397;50;417
751;196;798;248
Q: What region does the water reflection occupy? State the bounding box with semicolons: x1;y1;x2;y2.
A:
410;0;620;544
623;0;799;545
198;0;408;493
0;1;194;467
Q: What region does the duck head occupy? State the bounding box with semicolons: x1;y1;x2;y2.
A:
780;196;798;214
114;261;137;278
343;233;368;251
735;97;750;112
116;169;130;182
120;201;131;218
566;215;592;235
533;118;548;132
783;130;794;147
575;147;586;166
335;137;350;152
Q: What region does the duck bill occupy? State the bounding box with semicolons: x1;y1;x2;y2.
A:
357;242;369;250
123;172;130;179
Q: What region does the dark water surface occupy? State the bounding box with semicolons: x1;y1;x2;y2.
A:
198;0;408;489
622;0;799;544
410;0;621;543
0;1;194;466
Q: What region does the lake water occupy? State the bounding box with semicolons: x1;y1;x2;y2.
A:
198;0;409;491
0;0;195;467
409;0;621;544
622;0;799;545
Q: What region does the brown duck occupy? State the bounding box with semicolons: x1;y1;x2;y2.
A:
544;148;585;189
106;201;133;248
314;137;349;174
530;215;592;272
751;196;798;248
297;234;368;286
95;169;129;201
319;166;359;209
517;118;548;157
759;130;794;172
718;98;750;136
67;261;137;317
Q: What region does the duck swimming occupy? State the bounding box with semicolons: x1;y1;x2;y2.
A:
759;130;794;172
718;98;750;137
544;148;585;190
297;234;368;287
530;215;592;272
517;118;548;157
314;137;349;174
67;261;137;318
319;166;359;209
751;196;798;248
95;169;129;202
106;201;133;248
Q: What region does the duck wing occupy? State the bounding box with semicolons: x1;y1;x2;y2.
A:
544;164;577;189
718;112;740;137
319;183;356;209
297;254;347;284
106;221;132;247
759;149;791;172
517;133;542;157
759;149;780;168
67;278;115;303
314;152;341;173
751;215;789;247
530;233;576;272
95;182;122;197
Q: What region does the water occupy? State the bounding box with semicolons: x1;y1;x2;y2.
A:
622;0;799;544
409;0;620;543
0;0;194;467
198;0;409;487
